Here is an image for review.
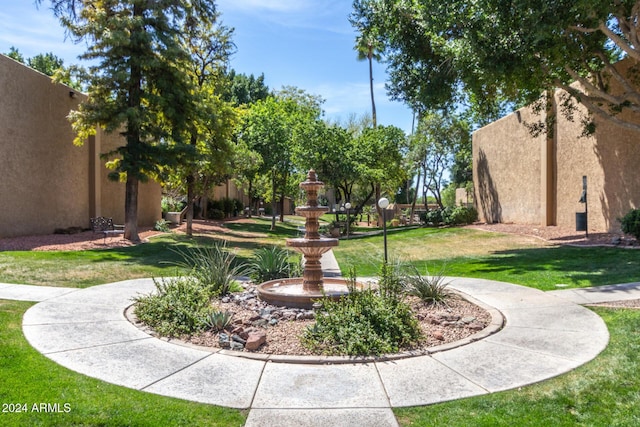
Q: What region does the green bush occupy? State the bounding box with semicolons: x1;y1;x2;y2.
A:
620;208;640;240
247;246;294;283
420;206;477;226
134;276;211;337
171;242;245;297
208;209;225;220
448;206;478;225
154;219;171;232
303;267;422;356
161;196;184;213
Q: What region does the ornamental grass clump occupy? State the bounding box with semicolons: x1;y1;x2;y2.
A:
303;266;422;356
247;246;297;283
402;264;453;306
170;241;244;297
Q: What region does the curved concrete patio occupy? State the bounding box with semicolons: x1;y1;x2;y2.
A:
3;275;615;427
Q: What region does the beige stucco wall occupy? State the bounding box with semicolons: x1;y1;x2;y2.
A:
0;54;160;237
473;105;544;224
473;75;640;233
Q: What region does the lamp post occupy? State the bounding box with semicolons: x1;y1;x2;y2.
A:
345;202;352;239
378;197;389;263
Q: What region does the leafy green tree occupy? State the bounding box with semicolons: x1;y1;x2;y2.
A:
408;112;471;210
355;125;408;224
351;0;640;134
240;89;324;229
42;0;218;241
293;120;359;205
221;70;270;106
5;46;24;63
4;47;81;88
28;52;64;76
180;8;235;236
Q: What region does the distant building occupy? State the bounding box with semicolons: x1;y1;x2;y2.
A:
0;54;160;237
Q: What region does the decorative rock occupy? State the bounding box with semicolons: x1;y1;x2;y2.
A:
245;330;267;351
230;341;244;351
461;316;476;324
296;311;315;320
432;331;445;341
232;334;246;344
269;318;279;326
218;333;230;348
252;319;268;327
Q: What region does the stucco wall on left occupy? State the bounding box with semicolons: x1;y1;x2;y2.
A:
0;54;160;237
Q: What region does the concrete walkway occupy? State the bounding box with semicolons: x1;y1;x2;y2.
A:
1;268;632;426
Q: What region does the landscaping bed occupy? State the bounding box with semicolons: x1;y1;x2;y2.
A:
132;282;492;357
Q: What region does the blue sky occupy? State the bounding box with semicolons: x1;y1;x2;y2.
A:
0;0;414;134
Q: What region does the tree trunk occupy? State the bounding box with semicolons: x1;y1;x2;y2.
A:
375;182;383;227
124;175;140;242
270;168;276;231
368;49;377;128
186;173;195;236
410;167;421;225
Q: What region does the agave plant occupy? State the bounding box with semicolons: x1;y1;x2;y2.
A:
205;309;234;332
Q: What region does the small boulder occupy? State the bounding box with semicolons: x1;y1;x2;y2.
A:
245;330;267;351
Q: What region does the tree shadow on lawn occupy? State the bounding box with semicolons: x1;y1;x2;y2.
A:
443;246;640;290
90;233;278;272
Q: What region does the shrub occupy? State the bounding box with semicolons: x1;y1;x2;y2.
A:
208;209;225;220
171;242;245;297
303;267;422;356
421;206;477;226
402;265;452;305
161;196;184;213
247;246;294;283
154;219;171;232
134;276;211;337
620;208;640;240
448;206;478;225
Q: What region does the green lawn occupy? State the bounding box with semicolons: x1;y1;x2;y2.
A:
0;300;246;427
334;227;640;290
0;218;301;288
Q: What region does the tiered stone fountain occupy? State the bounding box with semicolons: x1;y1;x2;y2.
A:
257;169;361;309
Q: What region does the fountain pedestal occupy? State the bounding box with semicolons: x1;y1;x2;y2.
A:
256;170;361;309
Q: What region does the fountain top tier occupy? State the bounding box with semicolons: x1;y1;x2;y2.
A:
290;169;332;242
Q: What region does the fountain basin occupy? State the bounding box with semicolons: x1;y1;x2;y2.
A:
286;237;338;248
257;277;367;309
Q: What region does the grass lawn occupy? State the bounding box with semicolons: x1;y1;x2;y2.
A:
334;227;640;290
0;300;246;427
0;218;301;288
395;307;640;426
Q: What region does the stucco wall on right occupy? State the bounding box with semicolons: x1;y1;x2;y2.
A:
472;105;544;224
473;85;640;234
